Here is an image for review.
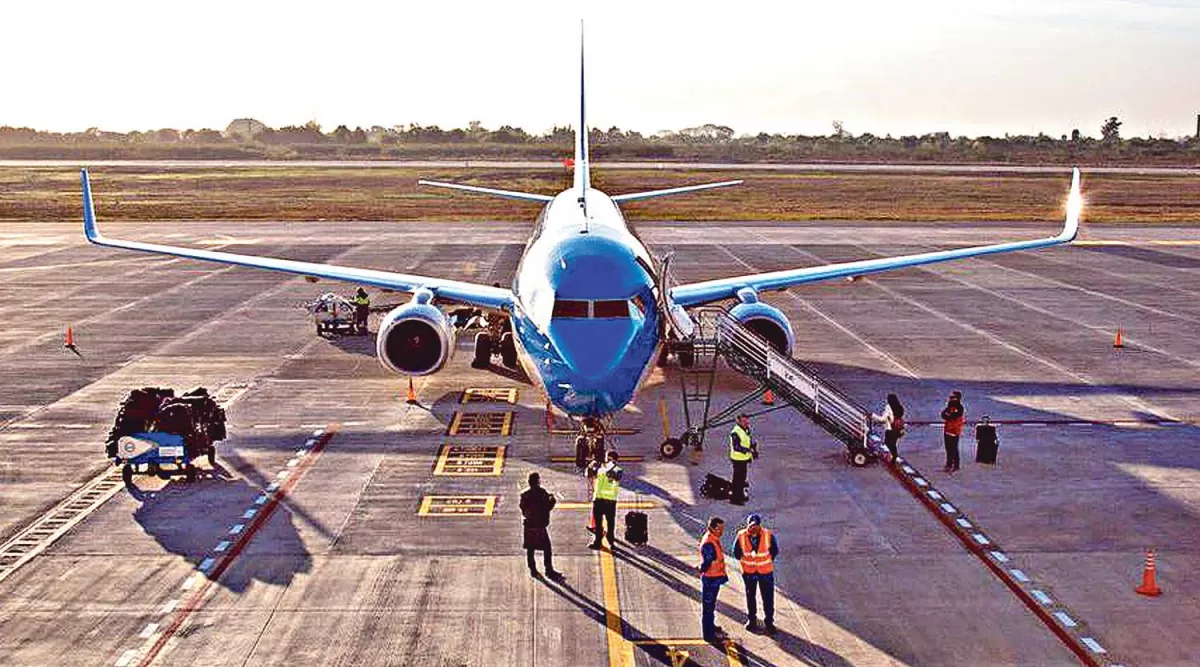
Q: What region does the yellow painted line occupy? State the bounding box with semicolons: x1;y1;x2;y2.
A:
447;412;463;435
599;546;635;667
461;387;519;404
558;501;658;510
724;639;745;667
501;411;513;436
433;445;505;476
550;455;645;463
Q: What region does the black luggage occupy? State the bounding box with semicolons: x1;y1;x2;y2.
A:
975;424;999;464
700;473;732;500
624;511;648;546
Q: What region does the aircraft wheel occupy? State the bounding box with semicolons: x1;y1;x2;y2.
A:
185;463;198;483
659;437;683;460
472;332;492;369
681;430;701;451
500;332;518;368
207;445;217;467
849;450;869;467
121;463;134;486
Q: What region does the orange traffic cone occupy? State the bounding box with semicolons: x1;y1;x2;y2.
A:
1114;328;1124;348
1136;548;1162;596
64;325;82;358
405;377;417;405
762;388;775;406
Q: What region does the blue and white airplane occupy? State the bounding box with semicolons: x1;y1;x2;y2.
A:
81;42;1082;418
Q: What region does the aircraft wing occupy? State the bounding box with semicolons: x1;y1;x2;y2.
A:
80;170;513;310
670;168;1082;308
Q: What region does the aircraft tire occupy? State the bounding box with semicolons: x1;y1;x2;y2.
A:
500;332;518;368
472;332;492;369
121;463;133;487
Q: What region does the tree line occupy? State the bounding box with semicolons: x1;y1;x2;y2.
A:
0;117;1196;165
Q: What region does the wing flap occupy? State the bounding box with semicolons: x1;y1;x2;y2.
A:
82;170;512;309
671;168;1081;307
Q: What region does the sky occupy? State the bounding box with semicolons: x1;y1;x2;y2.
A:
5;0;1200;139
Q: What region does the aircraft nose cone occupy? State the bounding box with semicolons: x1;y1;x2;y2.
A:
551;320;635;378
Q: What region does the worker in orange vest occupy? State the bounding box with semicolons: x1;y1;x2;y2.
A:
733;514;779;635
698;516;728;643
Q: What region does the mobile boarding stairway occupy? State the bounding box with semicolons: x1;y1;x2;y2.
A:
667;307;877;466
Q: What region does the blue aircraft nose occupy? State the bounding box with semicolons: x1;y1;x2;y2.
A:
550;319;637;378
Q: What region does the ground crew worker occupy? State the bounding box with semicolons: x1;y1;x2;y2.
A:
699;516;729;643
733;514;778;635
519;472;563;581
588;450;623;550
729;414;758;505
941;390;965;473
352;287;370;335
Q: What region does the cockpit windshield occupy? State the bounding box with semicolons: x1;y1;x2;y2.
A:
551;297;644;320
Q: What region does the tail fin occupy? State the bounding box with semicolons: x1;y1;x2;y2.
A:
574;21;590;200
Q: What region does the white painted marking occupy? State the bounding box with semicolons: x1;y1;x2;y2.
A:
286;459;300;468
1031;590;1053;605
241;509;257;519
276;470;290;479
940;503;956;513
252;424;280;429
198;557;215;573
927;490;943;500
295;449;308;457
956;518;972;528
990;551;1009;563
312;429;324;436
1010;569;1031;583
160;599;179;614
255;495;268;505
972;533;989;545
61;424;93;429
181;574;200;590
214;540;231;553
115;649;139;667
1069;422;1096;427
901;466;915;474
139;623;159;639
266;482;280;492
300;423;325;429
914;477;928;487
1054;611;1077;628
229;524;244;535
342;420;367;426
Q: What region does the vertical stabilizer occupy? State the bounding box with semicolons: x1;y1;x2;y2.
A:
574;22;590;211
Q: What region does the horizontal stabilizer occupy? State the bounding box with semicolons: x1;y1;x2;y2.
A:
418;180;554;203
611;180;743;203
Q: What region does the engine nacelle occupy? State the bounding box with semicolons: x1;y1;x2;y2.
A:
376;292;456;376
729;293;794;356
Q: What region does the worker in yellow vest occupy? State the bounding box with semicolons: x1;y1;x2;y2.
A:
588;450;623;550
733;514;778;635
729;414;758;505
351;287;370;335
698;516;729;642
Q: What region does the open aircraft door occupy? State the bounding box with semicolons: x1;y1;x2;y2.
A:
655;253;696;340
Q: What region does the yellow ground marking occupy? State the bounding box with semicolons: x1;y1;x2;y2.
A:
432;444;505;476
446;411;513;436
669;647;690;667
549;455;645;463
461;387;519;404
417;495;496;516
599;546;636;667
631;638;745;666
659;398;672;439
557;501;658;510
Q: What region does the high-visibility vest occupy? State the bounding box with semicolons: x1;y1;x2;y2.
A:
352;295;370;306
730;424;753;462
700;531;726;578
737;528;774;575
593;464;621;501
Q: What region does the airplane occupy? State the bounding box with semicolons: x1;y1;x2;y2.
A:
80;34;1082;419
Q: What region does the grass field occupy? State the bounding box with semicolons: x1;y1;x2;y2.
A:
1;166;1198;223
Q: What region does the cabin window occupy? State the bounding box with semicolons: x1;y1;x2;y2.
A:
593;300;631;318
552;299;590;319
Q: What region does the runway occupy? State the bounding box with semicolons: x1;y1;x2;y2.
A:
0;220;1197;666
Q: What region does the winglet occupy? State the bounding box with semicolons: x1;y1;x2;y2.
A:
81;168;102;243
1060;167;1082;242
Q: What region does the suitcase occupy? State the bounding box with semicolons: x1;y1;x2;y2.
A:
700;473;732;500
624;511;648;546
975;424;999;464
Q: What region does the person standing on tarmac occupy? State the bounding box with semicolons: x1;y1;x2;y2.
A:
352;287;370;335
729;414;758;505
733;514;778;635
941;391;965;473
872;393;906;460
699;516;729;643
588;451;623;550
519;472;563;581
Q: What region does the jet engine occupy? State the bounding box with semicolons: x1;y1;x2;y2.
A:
376;291;456;376
729;292;794;356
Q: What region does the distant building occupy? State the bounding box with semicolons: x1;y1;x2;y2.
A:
223;118;268;141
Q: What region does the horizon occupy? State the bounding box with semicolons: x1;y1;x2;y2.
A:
6;0;1200;139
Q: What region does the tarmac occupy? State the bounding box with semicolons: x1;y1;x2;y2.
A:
0;219;1197;667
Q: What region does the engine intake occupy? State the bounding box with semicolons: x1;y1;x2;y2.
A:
376;298;455;376
729;299;794;356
